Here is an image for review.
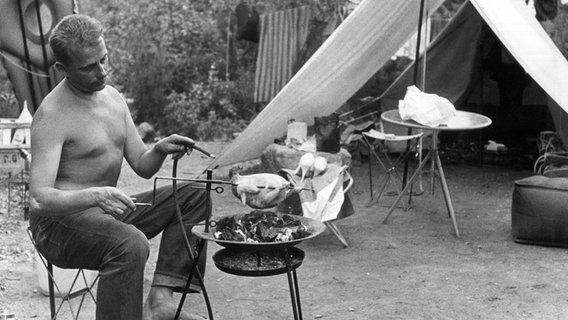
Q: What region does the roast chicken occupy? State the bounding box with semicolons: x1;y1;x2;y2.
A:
229;167;298;209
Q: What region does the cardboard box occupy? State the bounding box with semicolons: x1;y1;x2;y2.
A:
0;149;25;179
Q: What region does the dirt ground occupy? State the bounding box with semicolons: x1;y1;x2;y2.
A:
2;141;568;320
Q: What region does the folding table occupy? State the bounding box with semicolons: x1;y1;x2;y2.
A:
380;109;492;237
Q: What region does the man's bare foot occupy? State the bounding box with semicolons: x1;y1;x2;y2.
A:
143;286;207;320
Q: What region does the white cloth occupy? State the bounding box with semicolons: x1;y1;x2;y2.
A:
294;135;316;152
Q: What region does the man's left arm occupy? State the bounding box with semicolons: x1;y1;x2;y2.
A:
122;102;194;178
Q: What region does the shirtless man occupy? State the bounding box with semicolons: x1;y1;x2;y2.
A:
29;14;207;320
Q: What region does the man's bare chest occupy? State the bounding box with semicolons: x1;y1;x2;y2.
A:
62;109;126;159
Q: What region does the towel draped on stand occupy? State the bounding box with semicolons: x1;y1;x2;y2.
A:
281;163;353;222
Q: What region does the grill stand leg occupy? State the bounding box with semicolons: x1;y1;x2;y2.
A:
174;168;215;320
285;248;303;320
175;239;212;320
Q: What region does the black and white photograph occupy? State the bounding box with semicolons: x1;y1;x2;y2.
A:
2;0;568;319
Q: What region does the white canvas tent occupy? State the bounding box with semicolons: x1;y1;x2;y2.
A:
209;0;568;169
378;0;568;147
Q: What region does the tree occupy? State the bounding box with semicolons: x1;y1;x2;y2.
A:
77;0;340;140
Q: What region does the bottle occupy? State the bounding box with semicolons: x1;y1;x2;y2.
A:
0;308;15;319
18;149;31;173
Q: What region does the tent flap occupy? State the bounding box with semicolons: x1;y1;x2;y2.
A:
210;0;444;169
210;0;568;169
470;0;568;112
380;1;485;109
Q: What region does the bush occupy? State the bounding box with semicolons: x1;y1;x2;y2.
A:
161;73;252;141
0;92;19;118
0;63;19;118
75;0;342;139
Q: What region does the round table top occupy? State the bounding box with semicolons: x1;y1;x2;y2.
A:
381;109;492;131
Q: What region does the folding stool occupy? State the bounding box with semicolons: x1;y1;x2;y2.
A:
27;228;99;320
362;126;424;212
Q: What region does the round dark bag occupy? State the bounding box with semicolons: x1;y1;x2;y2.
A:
314;113;340;153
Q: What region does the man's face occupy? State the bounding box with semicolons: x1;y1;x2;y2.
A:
59;37;109;93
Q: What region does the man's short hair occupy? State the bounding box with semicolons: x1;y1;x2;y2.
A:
49;14;103;65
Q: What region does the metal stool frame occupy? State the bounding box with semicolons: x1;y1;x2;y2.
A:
362;128;424;214
27;228;99;320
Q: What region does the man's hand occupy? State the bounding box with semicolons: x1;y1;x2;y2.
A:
94;186;136;217
154;134;195;160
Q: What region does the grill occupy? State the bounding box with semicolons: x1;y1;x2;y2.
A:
193;212;326;251
148;155;324;320
194;211;325;320
212;247;305;277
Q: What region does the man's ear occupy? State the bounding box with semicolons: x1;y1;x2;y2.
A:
54;62;68;77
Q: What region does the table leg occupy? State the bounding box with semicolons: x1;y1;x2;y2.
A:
429;131;439;195
432;151;460;238
383;151;433;224
429;153;436;195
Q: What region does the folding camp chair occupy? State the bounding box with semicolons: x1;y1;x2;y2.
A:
27;228;99;320
362;125;424;213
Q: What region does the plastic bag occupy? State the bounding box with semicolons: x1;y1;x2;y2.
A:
235;2;260;42
398;85;456;127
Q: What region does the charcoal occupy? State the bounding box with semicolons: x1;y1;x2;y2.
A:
219;228;245;241
214;211;310;243
256;222;280;242
282;214;301;227
292;229;311;239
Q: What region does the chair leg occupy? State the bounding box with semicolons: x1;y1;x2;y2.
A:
366;140;411;210
368;141;374;200
366;175;390;208
324;221;349;248
28;228;98;320
47;263;57;320
47;265;97;320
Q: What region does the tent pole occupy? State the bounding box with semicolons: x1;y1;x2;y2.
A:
412;0;427;87
34;0;53;92
403;0;427;193
421;6;429;91
16;0;39;111
477;32;486;163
